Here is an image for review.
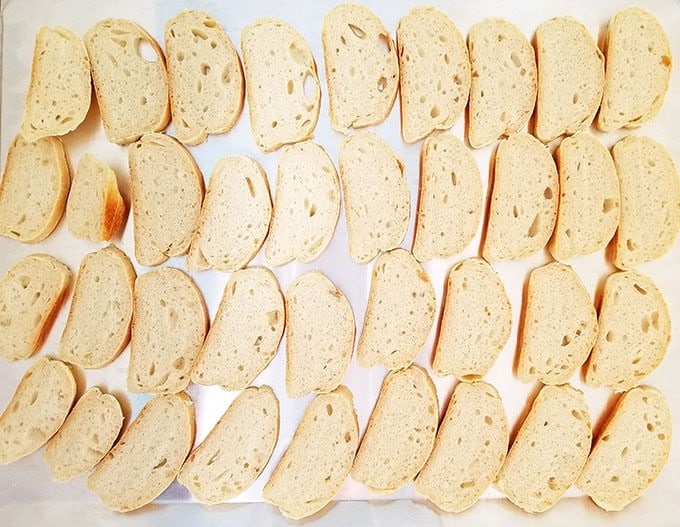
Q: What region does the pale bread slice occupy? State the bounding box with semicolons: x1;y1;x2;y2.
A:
534;17;604;143
128;268;208;394
0;254;71;361
517;262;598;385
44;387;123;482
59;244;135;369
397;7;469;143
412;133;482;262
358;249;435;370
66;153;125;241
322;4;399;132
482;133;558;261
178;386;279;504
84;18;169;145
577;386;672;511
165;9;244;146
0;356;76;465
548;133;620;261
241;17;320;152
610;135;680;270
415;381;509;512
187;156;271;272
585;270;671;392
87;392;195;512
129;132;204;267
262;386;359;520
352;365;438;493
597;7;672;131
338;132;409;263
191;268;284;391
0;134;70;243
20;26;91;141
433;258;511;380
467;18;537;148
494;384;591;513
285;271;355;398
264;141;340;266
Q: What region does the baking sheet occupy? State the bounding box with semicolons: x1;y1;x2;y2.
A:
0;0;679;524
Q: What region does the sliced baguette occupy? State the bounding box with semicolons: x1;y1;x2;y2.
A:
494;384;592;513
0;254;71;361
165;9;244;146
415;381;509;512
84;18;169;145
285;271;355;398
265;141;340;266
178;385;279;504
0;134;70;243
263;386;359;520
412;133;482;262
20;26;91;141
0;356;76;465
585;270;671;392
433;258;511;379
87;392;195;512
128;268;208;394
44;387;123;482
59;244;135;369
191;268;284;391
352;365;438;493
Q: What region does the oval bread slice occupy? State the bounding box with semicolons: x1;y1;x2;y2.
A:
178;385;279;504
44;387;123;482
87;392;195;512
0;356;76;465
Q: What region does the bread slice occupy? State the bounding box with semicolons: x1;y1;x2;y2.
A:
0;254;71;361
0;134;70;243
494;384;591;513
87;392;195;512
482;133;558;261
178;386;279;504
534;17;604;143
165;9;244;146
548;133;620;261
358;249;435;370
66;153;125;241
338;132;409;263
322;4;398;132
187;156;271;272
517;262;598;385
397;7;469;143
597;7;672;131
264;141;340;266
20;26;91;141
59;245;135;369
285;271;355;398
262;386;358;520
415;381;509;512
433;258;511;379
412;133;482;262
467;18;537;148
84;18;169;145
577;386;672;511
129;132;204;267
191;268;284;391
585;270;671;392
352;366;438;493
128;268;208;394
44;387;123;482
241;17;320;152
0;356;76;465
610;135;680;270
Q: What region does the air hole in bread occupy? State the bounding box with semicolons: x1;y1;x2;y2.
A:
484;415;493;425
344;431;352;443
602;198;616;213
200;63;211;76
152;457;168;470
191;28;208;40
270;121;278;129
633;283;647;295
561;335;571;346
135;38;157;63
111;37;127;48
460;480;475;489
172;357;185;370
288;42;307;65
203;19;216;28
543;187;553;200
661;55;671;67
148;362;155;376
348;23;366;39
245;177;256;198
547;476;558;490
377;76;387;92
303;72;314;99
572;92;580;105
326;404;333;416
527;214;541;237
430;105;440;119
140;95;148;105
378;33;391;54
